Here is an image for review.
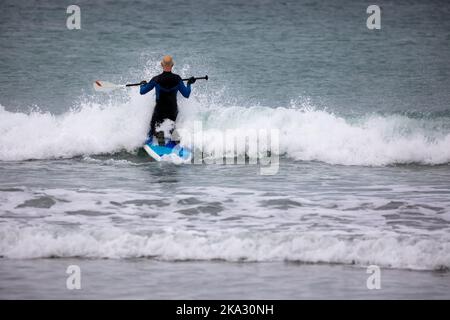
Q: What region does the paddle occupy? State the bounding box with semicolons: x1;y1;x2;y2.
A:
93;75;208;92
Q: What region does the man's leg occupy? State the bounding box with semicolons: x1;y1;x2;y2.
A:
155;131;165;145
151;121;165;145
149;110;165;145
149;111;158;138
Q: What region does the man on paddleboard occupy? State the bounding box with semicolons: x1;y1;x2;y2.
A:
140;55;195;144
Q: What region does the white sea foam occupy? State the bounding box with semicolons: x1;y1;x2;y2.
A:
0;225;449;270
1;185;449;270
0;92;151;161
1;89;450;166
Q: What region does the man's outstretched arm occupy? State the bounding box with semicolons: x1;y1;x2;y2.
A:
140;80;156;95
178;80;191;98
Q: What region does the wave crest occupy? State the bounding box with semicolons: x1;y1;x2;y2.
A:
1;94;450;166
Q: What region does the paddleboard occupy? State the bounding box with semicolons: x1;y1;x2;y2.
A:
143;137;191;162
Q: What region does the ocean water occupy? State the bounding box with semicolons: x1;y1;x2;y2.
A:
1;0;450;299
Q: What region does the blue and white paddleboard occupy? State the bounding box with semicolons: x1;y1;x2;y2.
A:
143;137;192;162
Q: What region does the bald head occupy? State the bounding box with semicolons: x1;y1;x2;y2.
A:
161;55;174;71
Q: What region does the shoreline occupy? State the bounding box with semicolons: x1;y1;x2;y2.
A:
1;259;449;299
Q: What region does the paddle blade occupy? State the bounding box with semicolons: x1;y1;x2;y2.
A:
93;80;124;92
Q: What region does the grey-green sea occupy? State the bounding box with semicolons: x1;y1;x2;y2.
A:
1;0;450;299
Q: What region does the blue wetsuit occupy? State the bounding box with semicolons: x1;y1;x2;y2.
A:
140;71;191;136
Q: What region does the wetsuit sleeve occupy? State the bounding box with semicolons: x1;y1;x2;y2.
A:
178;80;191;98
140;80;156;95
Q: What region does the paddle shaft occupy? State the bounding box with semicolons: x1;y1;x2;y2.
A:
125;75;208;87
